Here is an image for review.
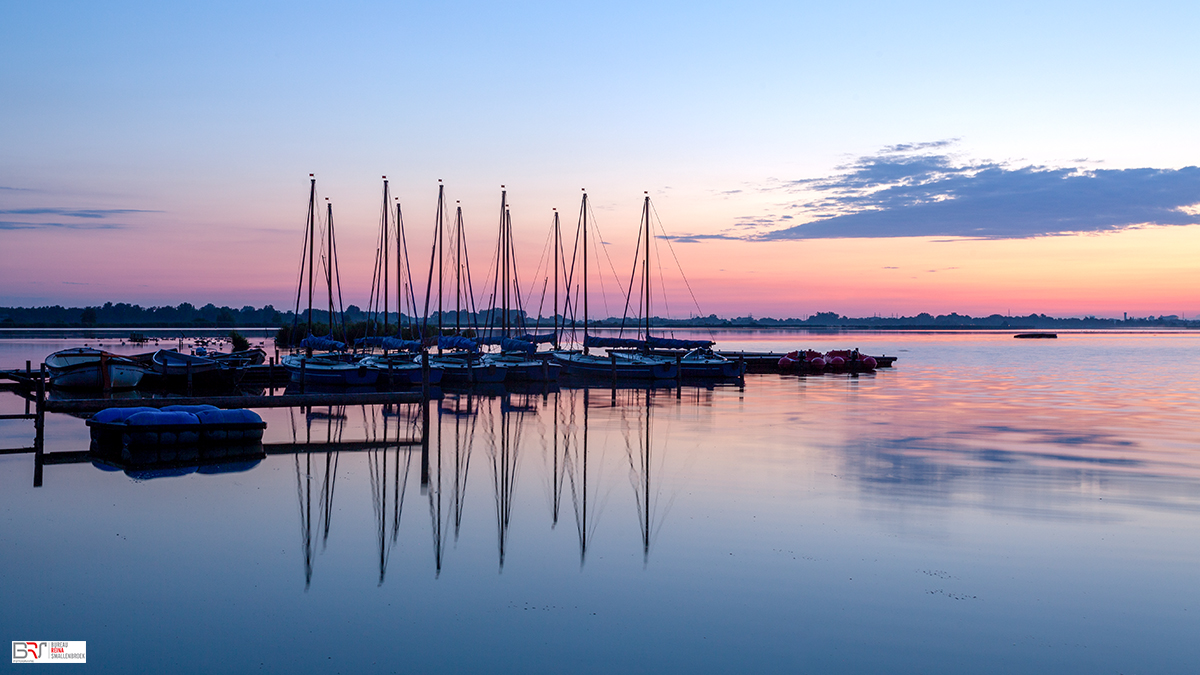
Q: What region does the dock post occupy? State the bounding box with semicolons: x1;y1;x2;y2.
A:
268;357;275;395
186;360;193;397
299;358;306;395
421;351;430;401
610;352;617;384
420;389;430;489
33;363;45;488
24;360;31;416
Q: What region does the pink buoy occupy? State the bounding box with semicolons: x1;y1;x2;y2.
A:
862;356;877;369
809;357;825;369
830;356;845;366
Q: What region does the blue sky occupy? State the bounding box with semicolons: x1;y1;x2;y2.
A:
2;1;1198;315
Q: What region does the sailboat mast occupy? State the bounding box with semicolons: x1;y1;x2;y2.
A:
395;199;403;337
437;182;445;338
500;188;509;337
553;209;559;350
382;177;390;336
506;207;516;336
643;193;651;348
306;175;316;337
324;198;333;336
582;190;589;355
455;203;463;334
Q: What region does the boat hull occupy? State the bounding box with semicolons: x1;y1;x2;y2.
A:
553;352;678;380
433;358;507;385
361;355;444;385
488;355;562;382
282;355;380;386
46;348;148;389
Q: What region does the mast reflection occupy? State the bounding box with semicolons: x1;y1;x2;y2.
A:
366;404;416;585
293;405;345;590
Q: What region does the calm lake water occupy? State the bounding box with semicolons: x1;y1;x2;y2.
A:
2;331;1198;673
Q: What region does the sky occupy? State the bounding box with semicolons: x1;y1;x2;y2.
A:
2;0;1199;319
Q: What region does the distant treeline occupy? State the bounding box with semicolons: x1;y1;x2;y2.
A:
649;311;1200;330
1;303;1196;330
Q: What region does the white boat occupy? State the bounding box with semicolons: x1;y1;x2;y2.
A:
281;354;380;386
45;347;149;389
359;353;442;385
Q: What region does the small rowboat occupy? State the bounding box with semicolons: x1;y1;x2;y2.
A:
46;347;150;389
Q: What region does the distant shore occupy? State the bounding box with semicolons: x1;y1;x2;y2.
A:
2;303;1196;332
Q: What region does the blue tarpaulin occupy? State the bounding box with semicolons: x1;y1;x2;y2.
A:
647;336;713;349
356;336;423;352
301;335;346;351
584;336;644;348
438;335;480;353
501;338;536;355
516;333;556;344
584;335;713;349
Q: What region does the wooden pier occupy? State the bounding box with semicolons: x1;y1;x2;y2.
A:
0;363;435;488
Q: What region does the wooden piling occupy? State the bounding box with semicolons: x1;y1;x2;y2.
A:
299;357;306;395
421;351;430;401
33;363;45;488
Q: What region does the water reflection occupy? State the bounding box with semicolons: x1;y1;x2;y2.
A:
291;407;344;589
268;383;686;586
9;334;1200;673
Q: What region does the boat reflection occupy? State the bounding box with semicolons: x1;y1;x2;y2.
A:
292;405;345;590
273;383;679;586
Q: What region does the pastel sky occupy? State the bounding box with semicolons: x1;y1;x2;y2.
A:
3;0;1198;319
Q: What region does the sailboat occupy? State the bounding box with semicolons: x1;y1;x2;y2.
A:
553;190;679;380
479;189;561;382
357;176;442;386
424;182;508;385
281;175;379;386
592;194;744;379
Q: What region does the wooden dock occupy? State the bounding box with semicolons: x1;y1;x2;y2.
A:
0;363;437;487
37;390;431;414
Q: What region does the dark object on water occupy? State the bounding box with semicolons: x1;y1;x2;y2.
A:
715;350;896;373
1014;333;1057;339
86;405;266;467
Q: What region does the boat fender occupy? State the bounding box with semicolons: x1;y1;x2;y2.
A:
862;356;877;369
